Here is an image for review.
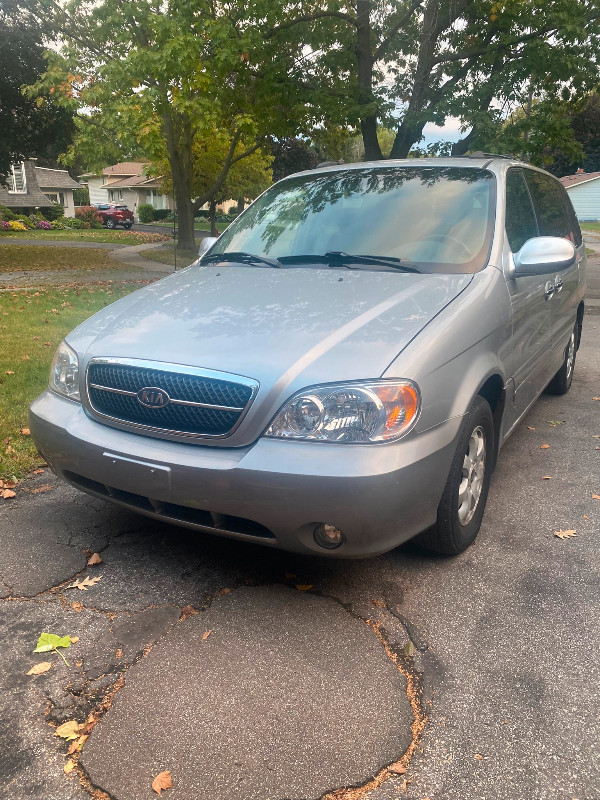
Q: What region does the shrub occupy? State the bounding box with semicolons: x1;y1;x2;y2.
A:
35;220;52;230
0;205;17;221
41;204;65;221
137;203;155;223
0;221;11;230
74;205;103;226
153;208;171;220
227;205;239;216
67;218;85;229
50;219;66;230
8;220;28;231
16;214;35;229
194;209;209;220
73;186;90;206
90;219;103;229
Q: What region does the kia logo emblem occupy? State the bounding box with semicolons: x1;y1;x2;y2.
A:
137;387;170;409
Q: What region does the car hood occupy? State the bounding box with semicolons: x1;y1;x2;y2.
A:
69;265;471;443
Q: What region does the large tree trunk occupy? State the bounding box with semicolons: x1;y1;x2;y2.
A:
161;107;197;250
356;1;383;160
209;200;217;237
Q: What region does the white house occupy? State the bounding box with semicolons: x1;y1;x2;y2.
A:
559;170;600;221
80;161;175;219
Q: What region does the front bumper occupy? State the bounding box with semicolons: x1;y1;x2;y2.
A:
30;390;462;558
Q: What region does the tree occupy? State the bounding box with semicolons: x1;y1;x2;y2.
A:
0;0;74;182
270;139;318;182
545;93;600;176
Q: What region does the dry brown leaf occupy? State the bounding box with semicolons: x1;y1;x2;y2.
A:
202;630;211;641
540;444;550;449
179;605;198;622
71;601;83;613
1;489;16;499
592;435;600;439
541;476;552;480
20;428;30;436
295;584;313;591
474;753;483;760
27;661;52;676
592;494;600;501
67;575;102;591
115;648;123;658
70;636;79;644
64;760;76;775
216;587;231;596
152;770;173;795
68;734;88;754
527;426;535;430
593;397;600;401
87;552;103;565
388;761;406;774
32;468;45;475
554;529;577;539
28;484;53;494
583;515;589;520
55;720;81;740
399;778;408;792
5;370;14;375
0;480;16;489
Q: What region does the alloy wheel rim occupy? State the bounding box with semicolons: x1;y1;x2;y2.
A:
566;331;575;381
458;425;486;526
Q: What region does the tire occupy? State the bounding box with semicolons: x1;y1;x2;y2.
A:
415;395;494;556
123;223;132;229
545;323;577;395
105;217;116;229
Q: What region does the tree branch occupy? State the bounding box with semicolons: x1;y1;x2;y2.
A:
265;11;357;38
374;0;423;62
432;25;556;66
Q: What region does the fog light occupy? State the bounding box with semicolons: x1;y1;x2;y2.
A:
314;523;344;549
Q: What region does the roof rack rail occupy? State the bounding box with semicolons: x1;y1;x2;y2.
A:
466;151;520;160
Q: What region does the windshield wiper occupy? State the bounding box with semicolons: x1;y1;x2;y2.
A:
277;253;421;272
324;252;422;272
201;251;283;268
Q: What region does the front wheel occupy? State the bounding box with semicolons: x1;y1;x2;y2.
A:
415;395;494;556
105;217;116;229
123;223;132;229
545;323;577;395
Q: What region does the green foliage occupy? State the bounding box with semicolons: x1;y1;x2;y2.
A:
73;186;89;206
67;217;85;229
0;206;17;221
15;215;35;229
271;139;318;182
138;204;155;223
152;209;172;221
41;204;64;221
33;631;72;666
50;219;66;230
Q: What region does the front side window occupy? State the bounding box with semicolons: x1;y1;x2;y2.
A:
505;169;538;252
211;166;496;274
523;170;572;240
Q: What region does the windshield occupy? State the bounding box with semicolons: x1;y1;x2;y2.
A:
210;166;495;274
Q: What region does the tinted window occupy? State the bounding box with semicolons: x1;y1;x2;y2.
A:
564;192;582;246
212;167;496;274
524;170;572;240
505;169;538;251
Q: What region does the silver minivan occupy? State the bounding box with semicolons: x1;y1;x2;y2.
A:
30;157;586;557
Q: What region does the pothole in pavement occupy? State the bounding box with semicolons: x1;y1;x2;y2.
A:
80;585;415;800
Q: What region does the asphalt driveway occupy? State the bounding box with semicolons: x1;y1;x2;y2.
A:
0;271;598;800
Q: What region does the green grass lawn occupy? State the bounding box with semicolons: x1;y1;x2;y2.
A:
142;243;200;268
0;245;123;273
0;286;135;479
0;230;169;244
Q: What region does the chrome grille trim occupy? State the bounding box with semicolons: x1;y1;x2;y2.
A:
84;358;259;442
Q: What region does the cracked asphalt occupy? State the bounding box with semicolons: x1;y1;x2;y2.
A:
0;264;599;800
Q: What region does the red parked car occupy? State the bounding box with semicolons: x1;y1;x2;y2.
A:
93;203;135;229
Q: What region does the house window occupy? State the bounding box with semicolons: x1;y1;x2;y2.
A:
108;189;123;201
7;163;27;193
45;192;65;205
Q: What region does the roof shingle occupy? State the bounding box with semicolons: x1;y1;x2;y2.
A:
559;171;600;188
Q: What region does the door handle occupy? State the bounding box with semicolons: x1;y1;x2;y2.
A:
554;275;563;292
544;281;555;298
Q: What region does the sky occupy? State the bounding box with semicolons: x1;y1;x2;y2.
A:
421;117;464;146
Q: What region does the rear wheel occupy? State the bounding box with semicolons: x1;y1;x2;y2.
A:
415;395;494;556
545;323;577;395
105;217;116;229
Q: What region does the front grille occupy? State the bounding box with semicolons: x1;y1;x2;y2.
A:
86;360;257;438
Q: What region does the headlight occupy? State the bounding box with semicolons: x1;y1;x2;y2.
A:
264;380;420;443
49;341;80;402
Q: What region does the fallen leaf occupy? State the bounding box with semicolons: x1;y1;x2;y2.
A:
34;632;72;653
64;760;76;774
70;636;79;644
27;484;53;494
216;587;231;596
5;370;14;375
179;605;198;622
546;420;565;426
474;753;483;760
115;648;123;658
0;480;16;489
403;641;416;658
5;445;14;454
55;720;81;741
295;584;313;591
71;601;83;613
592;494;600;501
67;575;102;591
540;444;550;449
399;779;408;791
32;468;45;474
554;529;576;539
541;476;552;480
0;489;16;499
87;552;102;565
583;515;589;520
20;428;30;436
388;761;406;774
527;426;535;430
27;661;52;675
68;734;88;754
202;630;211;640
152;770;173;795
593;397;600;401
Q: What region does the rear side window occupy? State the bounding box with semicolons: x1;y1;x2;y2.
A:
505;169;538;252
523;170;578;243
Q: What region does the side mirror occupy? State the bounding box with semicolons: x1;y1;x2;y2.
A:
198;236;218;259
513;236;575;276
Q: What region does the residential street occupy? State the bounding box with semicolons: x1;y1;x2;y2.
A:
0;259;598;800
